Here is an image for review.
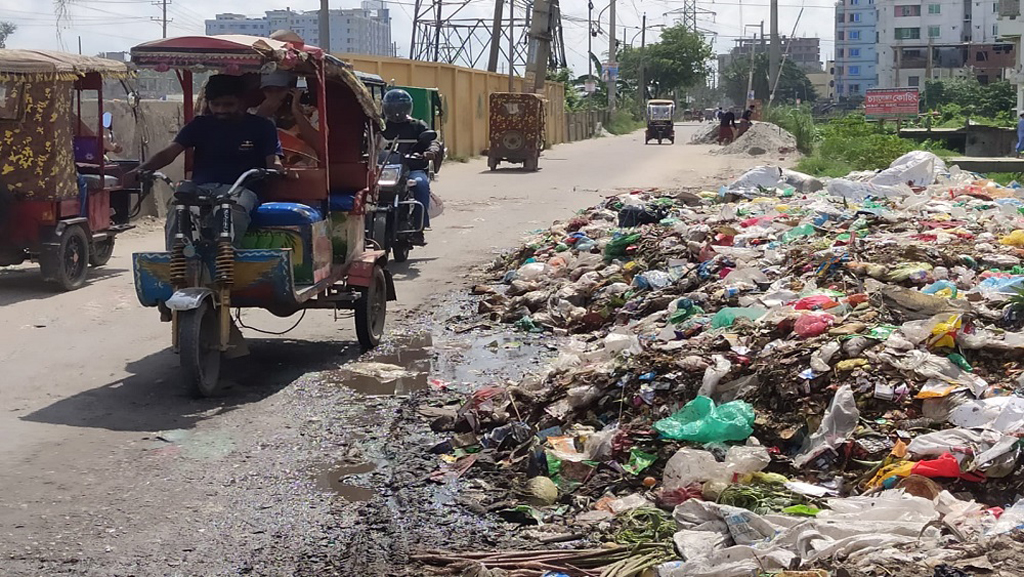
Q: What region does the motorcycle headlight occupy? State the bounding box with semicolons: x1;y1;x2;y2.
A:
378;166;401;187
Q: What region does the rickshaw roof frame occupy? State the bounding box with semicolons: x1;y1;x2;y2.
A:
0;49;134;82
129;34;380;122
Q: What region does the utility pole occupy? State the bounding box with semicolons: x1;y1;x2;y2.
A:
524;0;553;92
508;0;515;90
639;13;646;104
608;0;616;110
319;0;331;52
769;0;780;93
487;0;505;72
152;0;171;39
588;0;593;107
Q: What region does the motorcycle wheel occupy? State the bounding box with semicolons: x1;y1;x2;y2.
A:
355;265;386;350
178;300;223;397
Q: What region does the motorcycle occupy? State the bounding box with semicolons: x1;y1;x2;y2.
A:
368;130;437;263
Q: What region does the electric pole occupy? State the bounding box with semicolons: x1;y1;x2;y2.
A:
639;12;646;104
769;0;780;96
588;0;593;107
508;0;515;90
488;0;505;72
319;0;331;52
608;0;616;110
152;0;171;39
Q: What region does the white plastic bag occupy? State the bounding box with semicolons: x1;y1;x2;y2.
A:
793;384;859;467
871;150;947;187
728;165;784;191
663;448;729;489
428;191;444;218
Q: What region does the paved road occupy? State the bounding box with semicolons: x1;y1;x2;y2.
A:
0;125;766;574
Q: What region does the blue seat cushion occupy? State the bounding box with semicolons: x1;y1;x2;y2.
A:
329;192;357;212
252;202;323;227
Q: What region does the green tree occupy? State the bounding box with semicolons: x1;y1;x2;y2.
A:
0;22;16;48
924;77;1015;121
722;53;817;105
617;24;712;99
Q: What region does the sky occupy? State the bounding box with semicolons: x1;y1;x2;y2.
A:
1;0;838;76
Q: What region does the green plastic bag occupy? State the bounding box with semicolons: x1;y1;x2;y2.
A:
710;307;765;329
604;232;642;259
653;396;755;443
622;448;657;475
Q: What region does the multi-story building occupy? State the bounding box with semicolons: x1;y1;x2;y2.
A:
835;0;879;99
807;60;837;101
995;0;1024;111
876;0;1013;88
205;2;393;56
730;36;823;71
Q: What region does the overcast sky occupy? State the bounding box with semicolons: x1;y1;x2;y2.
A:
2;0;837;75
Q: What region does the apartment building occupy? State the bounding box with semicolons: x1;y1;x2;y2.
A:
835;0;879;99
995;0;1024;111
730;36;823;71
876;0;1012;88
205;2;393;56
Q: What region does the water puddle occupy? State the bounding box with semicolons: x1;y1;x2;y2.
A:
314;461;377;501
444;335;552;383
329;333;433;396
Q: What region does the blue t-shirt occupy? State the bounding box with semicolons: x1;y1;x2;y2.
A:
174;113;282;191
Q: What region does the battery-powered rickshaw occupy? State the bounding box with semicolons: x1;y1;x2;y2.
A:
129;34;392;396
0;50;146;290
644;99;675;145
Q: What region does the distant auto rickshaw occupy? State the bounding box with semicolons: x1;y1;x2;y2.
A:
488;92;545;171
645;99;675;145
130;34;393;396
0;50;148;290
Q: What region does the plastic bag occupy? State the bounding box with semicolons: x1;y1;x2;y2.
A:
516;262;549;281
728;165;784;191
998;230;1024;247
653;396;755;443
793;313;835;338
711;307;766;329
663;448;729;489
793;384;859;466
428;191;445;219
809;341;841;372
604;232;642;259
827;178;913;200
926;314;962;349
870;150;946;187
698;355;732;397
604;331;641;356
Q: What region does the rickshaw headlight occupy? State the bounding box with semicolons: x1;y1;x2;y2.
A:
378;166;401;187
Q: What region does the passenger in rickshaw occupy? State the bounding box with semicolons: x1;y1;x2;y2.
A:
128;74;286;248
381;88;441;246
251;70;322;166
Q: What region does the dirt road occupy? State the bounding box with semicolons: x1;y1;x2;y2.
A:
0;125;770;575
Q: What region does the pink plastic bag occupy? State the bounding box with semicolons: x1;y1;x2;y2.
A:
793;295;839;310
794;313;835;338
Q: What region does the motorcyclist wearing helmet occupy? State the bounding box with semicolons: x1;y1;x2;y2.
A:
381;89;441;246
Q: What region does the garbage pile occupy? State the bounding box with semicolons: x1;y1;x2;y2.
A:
423;151;1024;576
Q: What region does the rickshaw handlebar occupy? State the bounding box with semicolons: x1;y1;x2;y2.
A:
225;168;284;196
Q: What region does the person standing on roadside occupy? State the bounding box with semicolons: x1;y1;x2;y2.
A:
718;108;736;145
738;104;755;137
1016;112;1024;158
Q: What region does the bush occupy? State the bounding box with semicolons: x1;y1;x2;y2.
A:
797;114;920;176
763;105;815;154
605;109;644;135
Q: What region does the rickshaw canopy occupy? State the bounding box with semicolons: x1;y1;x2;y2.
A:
0;49;133;81
130;34;379;121
647;99;675;121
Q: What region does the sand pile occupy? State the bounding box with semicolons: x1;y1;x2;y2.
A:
689;122;719;144
714;122;797;156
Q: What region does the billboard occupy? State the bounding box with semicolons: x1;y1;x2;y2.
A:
864;88;920;119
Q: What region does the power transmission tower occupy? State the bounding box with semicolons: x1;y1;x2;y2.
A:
152;0;171;38
665;0;716;38
412;0;563;75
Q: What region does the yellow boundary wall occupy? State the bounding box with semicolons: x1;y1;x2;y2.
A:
341;55;567;158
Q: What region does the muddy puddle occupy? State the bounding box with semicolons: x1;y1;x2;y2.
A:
326;329;554;396
314;461;377;501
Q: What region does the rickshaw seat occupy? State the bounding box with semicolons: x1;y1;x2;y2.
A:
73;136;104;164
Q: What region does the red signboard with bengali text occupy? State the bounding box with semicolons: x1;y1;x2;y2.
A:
865;88;920;119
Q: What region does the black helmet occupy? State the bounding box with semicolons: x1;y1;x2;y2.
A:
382;89;413;122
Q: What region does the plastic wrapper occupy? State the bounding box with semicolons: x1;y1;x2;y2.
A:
698;355;732;397
710;307;766;329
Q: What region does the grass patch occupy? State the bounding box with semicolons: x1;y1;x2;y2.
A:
983;172;1024;186
605;109;645;135
764;106;815;154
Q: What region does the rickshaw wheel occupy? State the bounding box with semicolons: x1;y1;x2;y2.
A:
46;224;90;291
524;157;539;172
392;242;410;263
90;237;115;267
355;265;386;350
372;213;390;256
179;300;223;397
